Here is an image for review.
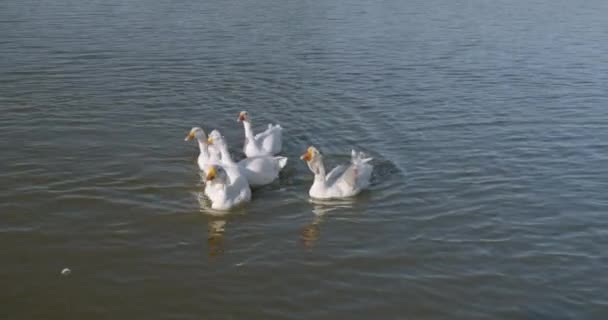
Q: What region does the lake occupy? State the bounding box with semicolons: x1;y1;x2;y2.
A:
1;0;607;319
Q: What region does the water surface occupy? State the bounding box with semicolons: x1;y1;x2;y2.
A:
1;0;608;319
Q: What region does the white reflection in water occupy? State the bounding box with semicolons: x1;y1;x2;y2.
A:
301;197;360;250
207;219;227;257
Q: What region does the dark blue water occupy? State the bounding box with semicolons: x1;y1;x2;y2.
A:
1;0;608;319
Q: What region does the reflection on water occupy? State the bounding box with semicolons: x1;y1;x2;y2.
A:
301;214;323;250
207;219;226;257
197;189;251;256
196;191;228;256
301;197;363;250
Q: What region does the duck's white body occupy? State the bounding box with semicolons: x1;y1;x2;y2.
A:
209;130;287;187
204;164;251;211
239;112;283;157
238;156;287;187
303;148;373;199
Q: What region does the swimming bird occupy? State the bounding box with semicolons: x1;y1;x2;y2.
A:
203;164;251;211
208;130;287;187
237;111;283;157
300;146;373;199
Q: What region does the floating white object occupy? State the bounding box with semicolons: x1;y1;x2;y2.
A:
61;268;71;276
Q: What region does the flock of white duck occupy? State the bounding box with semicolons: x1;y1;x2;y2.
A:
185;111;374;211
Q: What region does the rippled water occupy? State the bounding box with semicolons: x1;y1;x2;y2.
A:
2;0;608;318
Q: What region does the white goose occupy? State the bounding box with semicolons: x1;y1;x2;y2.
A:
300;146;373;199
208;130;288;187
203;164;251;211
184;127;221;172
237;111;283;157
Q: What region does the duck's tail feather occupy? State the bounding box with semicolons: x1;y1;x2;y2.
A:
269;123;283;132
350;150;373;189
351;150;373;165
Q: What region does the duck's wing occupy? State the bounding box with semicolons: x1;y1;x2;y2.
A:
332;150;373;189
239;156;275;174
254;124;282;141
325;164;349;187
274;156;288;170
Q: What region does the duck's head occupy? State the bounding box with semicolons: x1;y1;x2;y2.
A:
206;129;225;146
237;111;250;122
205;165;227;184
185;127;207;142
300;146;320;162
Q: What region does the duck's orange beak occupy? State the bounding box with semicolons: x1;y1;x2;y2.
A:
185;131;195;141
205;166;217;181
300;148;312;162
238;113;246;122
207;137;214;144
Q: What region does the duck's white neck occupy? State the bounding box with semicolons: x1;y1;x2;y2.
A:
308;157;326;182
197;139;210;158
216;142;236;166
242;121;255;139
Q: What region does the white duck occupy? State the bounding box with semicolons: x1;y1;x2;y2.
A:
208;130;288;187
237;111;283;157
300;146;373;199
184;127;222;172
203;164;251;211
